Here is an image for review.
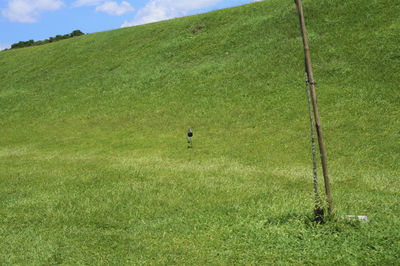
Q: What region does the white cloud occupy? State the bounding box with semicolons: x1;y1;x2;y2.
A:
72;0;134;16
72;0;103;7
122;0;223;27
1;0;64;23
96;1;134;15
0;43;11;51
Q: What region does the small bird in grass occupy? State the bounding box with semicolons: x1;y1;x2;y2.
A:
187;127;193;148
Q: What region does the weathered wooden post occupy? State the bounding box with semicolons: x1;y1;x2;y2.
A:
294;0;333;215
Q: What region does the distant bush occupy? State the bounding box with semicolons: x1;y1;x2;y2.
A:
11;40;34;49
71;30;84;37
10;30;85;50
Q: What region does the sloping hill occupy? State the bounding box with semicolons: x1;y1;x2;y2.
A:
0;0;399;264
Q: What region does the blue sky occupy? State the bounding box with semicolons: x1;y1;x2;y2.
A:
0;0;261;50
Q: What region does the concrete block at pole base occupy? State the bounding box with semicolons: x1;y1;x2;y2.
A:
346;215;368;224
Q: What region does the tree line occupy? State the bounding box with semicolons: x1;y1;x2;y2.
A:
10;30;85;50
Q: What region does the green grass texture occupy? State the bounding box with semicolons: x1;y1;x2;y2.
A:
0;0;399;264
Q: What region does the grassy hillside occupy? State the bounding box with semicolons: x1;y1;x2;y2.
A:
0;0;399;264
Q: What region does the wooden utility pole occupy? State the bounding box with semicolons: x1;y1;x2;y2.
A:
294;0;333;215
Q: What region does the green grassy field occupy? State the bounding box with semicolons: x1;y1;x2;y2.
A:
1;0;399;264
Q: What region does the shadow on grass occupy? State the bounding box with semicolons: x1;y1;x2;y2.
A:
264;210;364;231
264;211;314;226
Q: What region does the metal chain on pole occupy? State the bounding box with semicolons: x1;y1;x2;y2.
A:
305;60;324;220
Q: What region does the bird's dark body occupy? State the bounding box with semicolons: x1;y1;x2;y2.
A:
187;127;193;148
